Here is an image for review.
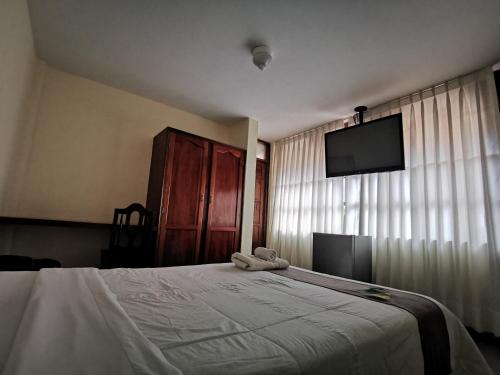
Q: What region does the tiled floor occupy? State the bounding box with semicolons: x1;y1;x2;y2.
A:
476;340;500;374
470;329;500;374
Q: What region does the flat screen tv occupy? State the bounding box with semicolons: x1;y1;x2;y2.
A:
324;113;404;178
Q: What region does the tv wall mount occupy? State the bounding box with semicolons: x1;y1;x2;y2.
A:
354;106;368;125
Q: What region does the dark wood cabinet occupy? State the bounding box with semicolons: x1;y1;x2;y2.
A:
205;144;244;263
158;132;209;266
147;128;245;266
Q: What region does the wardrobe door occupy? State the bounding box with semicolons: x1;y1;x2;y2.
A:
252;159;268;249
205;144;244;263
157;132;209;266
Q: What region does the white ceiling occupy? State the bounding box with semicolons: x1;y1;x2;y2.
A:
28;0;500;141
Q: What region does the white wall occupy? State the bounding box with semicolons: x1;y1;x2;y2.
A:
0;0;37;212
5;65;256;224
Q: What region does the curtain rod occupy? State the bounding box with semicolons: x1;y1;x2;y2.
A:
278;64;495;143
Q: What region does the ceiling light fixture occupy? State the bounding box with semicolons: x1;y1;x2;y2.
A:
252;45;272;71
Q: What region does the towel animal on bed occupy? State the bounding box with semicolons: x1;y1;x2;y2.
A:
231;247;289;271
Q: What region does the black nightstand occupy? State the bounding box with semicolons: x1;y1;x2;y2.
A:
312;233;372;283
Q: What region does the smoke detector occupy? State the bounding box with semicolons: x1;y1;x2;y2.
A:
252;45;272;71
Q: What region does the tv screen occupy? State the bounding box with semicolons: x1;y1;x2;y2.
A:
324;113;404;177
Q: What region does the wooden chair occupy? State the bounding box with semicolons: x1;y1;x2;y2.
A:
101;203;154;268
33;258;62;270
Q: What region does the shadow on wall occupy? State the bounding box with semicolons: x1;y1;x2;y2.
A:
0;224;109;268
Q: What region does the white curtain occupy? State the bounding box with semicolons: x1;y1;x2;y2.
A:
267;67;500;335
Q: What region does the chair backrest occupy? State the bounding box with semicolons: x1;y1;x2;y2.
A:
0;255;33;271
32;258;62;270
109;203;153;251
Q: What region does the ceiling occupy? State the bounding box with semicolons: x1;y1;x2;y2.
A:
28;0;500;141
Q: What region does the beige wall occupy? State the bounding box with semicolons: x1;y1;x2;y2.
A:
0;0;258;262
0;0;37;212
6;64;254;224
236;118;258;254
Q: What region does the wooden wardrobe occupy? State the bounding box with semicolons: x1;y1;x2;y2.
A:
146;128;245;267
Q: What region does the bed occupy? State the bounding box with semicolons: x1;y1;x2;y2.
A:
0;264;492;374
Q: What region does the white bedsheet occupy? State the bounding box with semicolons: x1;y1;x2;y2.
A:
0;264;492;375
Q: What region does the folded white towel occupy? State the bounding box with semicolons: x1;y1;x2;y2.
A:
231;256;249;270
254;247;277;261
231;253;289;271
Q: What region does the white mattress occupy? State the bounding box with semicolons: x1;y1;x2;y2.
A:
0;264;492;374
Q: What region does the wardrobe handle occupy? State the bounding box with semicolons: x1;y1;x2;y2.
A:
200;193;205;202
209;195;213;204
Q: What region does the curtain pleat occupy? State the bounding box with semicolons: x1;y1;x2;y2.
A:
267;67;500;335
